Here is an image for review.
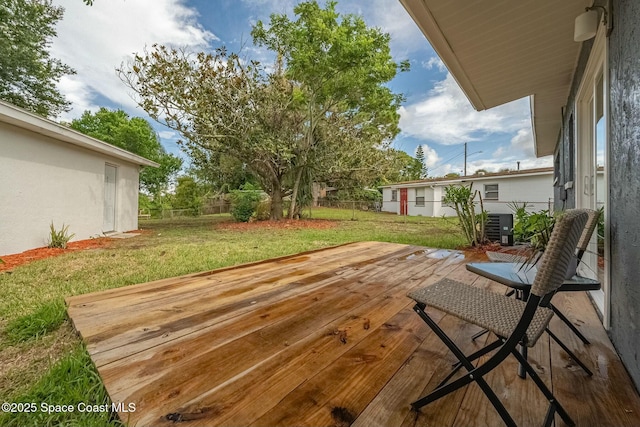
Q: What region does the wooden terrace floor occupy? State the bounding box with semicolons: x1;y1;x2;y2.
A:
66;241;640;426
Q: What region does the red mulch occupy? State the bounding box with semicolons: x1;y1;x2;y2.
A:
216;219;338;231
0;237;113;272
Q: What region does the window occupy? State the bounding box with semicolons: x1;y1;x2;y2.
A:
391;189;397;201
484;184;499;200
415;188;425;206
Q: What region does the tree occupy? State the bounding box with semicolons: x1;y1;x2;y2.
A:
379;149;423;183
186;153;257;194
415;145;428;179
172;176;203;216
0;0;75;117
70;108;182;195
252;1;408;217
118;1;407;220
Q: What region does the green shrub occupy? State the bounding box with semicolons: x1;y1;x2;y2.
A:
254;200;271;221
48;222;75;249
443;184;487;247
509;202;555;251
5;299;67;344
229;183;263;222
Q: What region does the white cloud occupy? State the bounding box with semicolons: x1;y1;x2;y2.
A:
51;0;217;121
399;73;531;146
158;130;179;140
422;57;446;72
364;0;430;57
419;144;440;168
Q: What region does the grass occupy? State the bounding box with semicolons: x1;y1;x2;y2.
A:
0;207;464;426
0;344;123;427
4;299;67;344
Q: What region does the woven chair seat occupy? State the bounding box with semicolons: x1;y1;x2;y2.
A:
408;278;553;347
485;251;529;263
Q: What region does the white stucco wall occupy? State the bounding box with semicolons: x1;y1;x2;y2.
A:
381;187;398;213
0;122;141;255
478;174;553;214
381;172;554;218
406;187;434;216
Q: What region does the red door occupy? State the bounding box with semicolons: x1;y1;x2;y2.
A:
400;188;408;215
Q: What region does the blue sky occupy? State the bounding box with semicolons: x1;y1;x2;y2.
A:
51;0;552;177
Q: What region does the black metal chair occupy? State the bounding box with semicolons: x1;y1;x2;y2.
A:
468;209;600;376
407;209;589;427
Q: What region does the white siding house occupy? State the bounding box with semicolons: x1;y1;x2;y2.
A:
0;101;158;256
381;168;554;217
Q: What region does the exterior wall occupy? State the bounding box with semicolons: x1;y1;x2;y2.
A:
406;187;434;217
476;175;553;214
0;122;140;255
382;173;553;218
607;0;640;390
381;187;398;213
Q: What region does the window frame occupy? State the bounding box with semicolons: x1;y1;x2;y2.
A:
484;183;499;200
415;188;425;206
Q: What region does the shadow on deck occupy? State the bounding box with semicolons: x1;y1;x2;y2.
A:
66;241;640;426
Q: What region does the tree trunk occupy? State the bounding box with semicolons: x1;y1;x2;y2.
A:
270;184;283;220
288;167;304;219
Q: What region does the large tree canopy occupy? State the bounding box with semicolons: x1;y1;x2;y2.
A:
0;0;75;117
70;108;182;195
118;0;407;219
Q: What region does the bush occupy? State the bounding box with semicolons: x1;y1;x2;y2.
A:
443;184;487;247
48;222;75;248
229;183;263;222
509;202;555;251
254;200;271;221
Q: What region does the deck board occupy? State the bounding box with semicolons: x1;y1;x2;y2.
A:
66;241;640;427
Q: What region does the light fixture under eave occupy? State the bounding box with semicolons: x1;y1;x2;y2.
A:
574;3;612;42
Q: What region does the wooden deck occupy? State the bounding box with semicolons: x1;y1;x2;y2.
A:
66;241;640;427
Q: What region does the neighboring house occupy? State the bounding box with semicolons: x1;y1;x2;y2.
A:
401;0;640;389
0;101;158;256
381;167;554;217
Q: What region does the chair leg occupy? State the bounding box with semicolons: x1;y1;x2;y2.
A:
550;304;591;345
546;328;593;376
448;339;503;381
471;328;490;341
510;348;576;427
411;304;518;427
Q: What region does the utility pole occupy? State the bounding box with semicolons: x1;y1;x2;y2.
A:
464;142;467;176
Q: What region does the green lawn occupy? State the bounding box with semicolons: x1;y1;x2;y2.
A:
0;208;464;426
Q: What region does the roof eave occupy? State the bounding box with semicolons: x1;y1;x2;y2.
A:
399;0;487;111
0;101;160;168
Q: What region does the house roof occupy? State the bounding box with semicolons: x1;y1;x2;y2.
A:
380;167;554;189
0;101;159;167
399;0;589;157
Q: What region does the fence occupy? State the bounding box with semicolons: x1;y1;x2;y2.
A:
315;199;382;212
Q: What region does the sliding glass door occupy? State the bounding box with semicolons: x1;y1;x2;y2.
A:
576;28;609;326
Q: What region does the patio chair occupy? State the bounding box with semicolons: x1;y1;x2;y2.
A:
472;209;600;346
406;209;589;427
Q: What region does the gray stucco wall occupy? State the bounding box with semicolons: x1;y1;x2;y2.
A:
608;0;640;390
555;0;640;391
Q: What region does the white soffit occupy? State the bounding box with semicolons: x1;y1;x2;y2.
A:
400;0;589;157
